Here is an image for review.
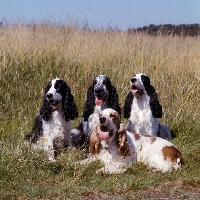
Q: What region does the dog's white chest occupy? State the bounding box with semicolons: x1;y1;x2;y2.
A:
131;95;152;120
128;95;159;135
43;111;69;139
94;104;109;114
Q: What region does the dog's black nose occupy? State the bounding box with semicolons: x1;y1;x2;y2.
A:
95;87;103;94
99;116;106;124
46;93;53;99
131;78;137;83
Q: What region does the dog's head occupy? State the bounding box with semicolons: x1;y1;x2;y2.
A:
83;75;121;121
130;73;151;97
45;78;65;111
93;75;112;106
89;108;130;157
42;78;78;121
124;73;162;119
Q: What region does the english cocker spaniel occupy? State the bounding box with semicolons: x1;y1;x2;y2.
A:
25;78;78;161
78;108;183;174
71;74;121;147
123;73;171;140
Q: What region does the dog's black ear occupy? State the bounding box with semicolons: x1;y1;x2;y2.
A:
141;75;162;118
141;74;150;90
149;89;162;118
123;91;134;119
39;81;52;121
40;97;52;121
108;86;121;116
44;80;52;94
63;84;78;121
82;86;96;121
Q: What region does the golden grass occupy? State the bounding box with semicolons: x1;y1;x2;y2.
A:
0;24;199;199
1;24;199;128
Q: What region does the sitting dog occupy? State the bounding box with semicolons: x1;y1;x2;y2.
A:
78;108;183;174
124;73;171;140
25;78;78;161
71;74;121;148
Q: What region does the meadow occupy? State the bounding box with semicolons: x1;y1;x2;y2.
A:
0;24;199;199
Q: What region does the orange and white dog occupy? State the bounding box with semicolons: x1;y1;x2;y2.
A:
78;108;183;174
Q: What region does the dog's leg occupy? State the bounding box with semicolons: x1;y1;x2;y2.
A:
71;121;86;148
158;124;172;140
96;162;128;174
126;120;135;133
76;156;97;166
48;150;56;162
42;138;56;162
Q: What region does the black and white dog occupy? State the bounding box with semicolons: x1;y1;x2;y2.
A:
71;75;121;147
123;73;171;140
25;78;78;161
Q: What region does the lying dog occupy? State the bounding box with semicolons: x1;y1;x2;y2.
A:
78;108;183;174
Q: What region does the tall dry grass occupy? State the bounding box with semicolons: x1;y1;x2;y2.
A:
0;24;199;199
0;24;199;131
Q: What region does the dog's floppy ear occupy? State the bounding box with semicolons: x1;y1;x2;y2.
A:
142;77;162;118
83;86;96;121
109;85;121;116
63;82;78;121
89;126;101;155
110;111;120;130
40;83;52;121
149;90;162;118
123;91;134;119
116;124;130;158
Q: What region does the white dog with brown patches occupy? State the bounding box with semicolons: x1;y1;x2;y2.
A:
78;108;183;174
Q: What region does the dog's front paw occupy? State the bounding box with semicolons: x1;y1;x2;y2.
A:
96;167;107;174
96;164;128;174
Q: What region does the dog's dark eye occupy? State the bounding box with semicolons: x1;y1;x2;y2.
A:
102;80;106;84
54;82;60;89
110;113;114;118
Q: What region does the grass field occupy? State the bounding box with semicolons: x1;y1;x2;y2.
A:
0;24;200;199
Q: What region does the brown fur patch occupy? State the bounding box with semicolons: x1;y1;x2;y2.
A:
142;134;156;143
89;126;101;155
110;111;120;130
117;125;130;158
151;137;157;143
162;146;183;164
143;134;152;137
134;134;141;141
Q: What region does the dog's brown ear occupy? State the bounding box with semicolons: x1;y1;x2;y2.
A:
110;111;120;130
89;126;101;155
116;124;130;158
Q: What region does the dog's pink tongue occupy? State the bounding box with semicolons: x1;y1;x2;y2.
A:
98;131;109;140
95;97;103;106
131;89;138;96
